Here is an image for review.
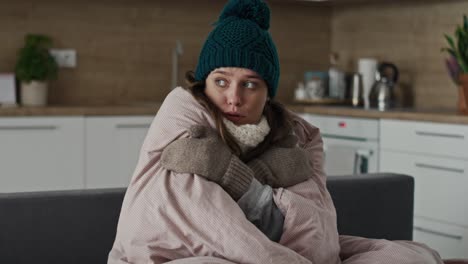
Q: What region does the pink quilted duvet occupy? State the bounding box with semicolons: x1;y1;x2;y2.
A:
108;87;444;264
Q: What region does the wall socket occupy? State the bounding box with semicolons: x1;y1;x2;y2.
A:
49;49;77;68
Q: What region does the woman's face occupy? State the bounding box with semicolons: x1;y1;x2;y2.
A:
205;67;269;125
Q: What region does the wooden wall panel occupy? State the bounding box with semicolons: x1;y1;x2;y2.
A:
0;0;330;105
331;0;468;110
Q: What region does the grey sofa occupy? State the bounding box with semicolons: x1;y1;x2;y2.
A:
0;173;414;264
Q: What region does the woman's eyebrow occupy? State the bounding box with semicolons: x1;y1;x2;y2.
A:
212;70;261;79
245;74;261;79
212;70;231;76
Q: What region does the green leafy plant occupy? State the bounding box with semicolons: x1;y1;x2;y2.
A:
15;34;58;82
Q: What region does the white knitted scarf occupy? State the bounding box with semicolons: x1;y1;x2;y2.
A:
223;116;271;153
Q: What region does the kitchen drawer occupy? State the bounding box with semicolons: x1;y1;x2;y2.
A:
85;116;153;188
380;150;468;227
301;114;379;140
414;217;468;259
0;117;85;192
381;119;468;159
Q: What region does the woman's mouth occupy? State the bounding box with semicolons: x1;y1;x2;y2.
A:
224;112;245;123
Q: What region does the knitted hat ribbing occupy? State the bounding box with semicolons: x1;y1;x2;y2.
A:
195;0;280;98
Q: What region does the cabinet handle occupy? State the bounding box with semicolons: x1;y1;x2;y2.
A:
321;133;367;142
0;125;57;130
115;124;151;129
414;226;463;240
415;131;464;139
415;162;464;174
353;149;373;174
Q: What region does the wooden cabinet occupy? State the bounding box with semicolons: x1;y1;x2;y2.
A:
0;117;85;193
85;116;153;188
380;119;468;259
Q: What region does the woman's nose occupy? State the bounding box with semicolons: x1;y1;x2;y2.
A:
227;87;242;106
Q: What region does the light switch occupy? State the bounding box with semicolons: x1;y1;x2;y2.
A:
49;49;77;68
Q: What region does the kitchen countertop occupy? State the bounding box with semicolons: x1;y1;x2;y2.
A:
0;104;162;117
288;104;468;125
2;103;468;125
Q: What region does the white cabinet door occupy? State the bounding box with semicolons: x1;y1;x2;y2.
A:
85;116;153;188
414;217;468;259
380;118;468;258
0;117;85;193
380;150;468;227
303;114;379;140
381;119;468;159
300;113;379;175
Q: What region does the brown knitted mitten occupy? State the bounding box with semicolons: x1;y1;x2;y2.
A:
248;134;311;188
161;125;253;200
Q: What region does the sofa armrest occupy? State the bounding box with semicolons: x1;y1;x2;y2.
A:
326;173;414;241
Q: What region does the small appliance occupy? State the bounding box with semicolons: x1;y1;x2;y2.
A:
369;62;399;111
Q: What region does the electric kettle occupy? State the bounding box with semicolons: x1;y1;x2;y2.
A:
369;62;399;111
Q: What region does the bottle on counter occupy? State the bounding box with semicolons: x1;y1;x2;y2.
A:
328;52;346;99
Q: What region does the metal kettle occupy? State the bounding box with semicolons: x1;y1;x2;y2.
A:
369;62;399;111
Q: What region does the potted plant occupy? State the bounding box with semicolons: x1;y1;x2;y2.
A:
442;15;468;113
15;34;58;106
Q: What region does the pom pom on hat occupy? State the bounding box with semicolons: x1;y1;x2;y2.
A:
219;0;270;30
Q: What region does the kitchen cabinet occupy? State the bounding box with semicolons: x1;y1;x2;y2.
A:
85;116;153;188
413;217;468;260
380;119;468;259
0;117;85;193
299;113;379;176
0;115;153;193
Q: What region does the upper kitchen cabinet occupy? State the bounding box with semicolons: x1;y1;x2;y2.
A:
0;117;85;193
85;116;153;189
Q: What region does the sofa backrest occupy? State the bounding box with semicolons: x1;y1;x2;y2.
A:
0;173;414;264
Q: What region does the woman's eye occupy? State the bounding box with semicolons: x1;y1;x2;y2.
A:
215;79;227;87
244;81;256;89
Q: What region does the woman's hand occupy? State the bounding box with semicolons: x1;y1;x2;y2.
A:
161;125;232;179
161;125;253;200
248;134;312;188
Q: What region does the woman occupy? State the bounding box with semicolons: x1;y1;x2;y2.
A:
108;0;447;263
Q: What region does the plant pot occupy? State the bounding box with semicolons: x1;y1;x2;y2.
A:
457;84;467;114
20;80;48;106
458;74;468;114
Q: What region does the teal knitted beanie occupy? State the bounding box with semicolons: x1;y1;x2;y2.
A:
195;0;280;98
